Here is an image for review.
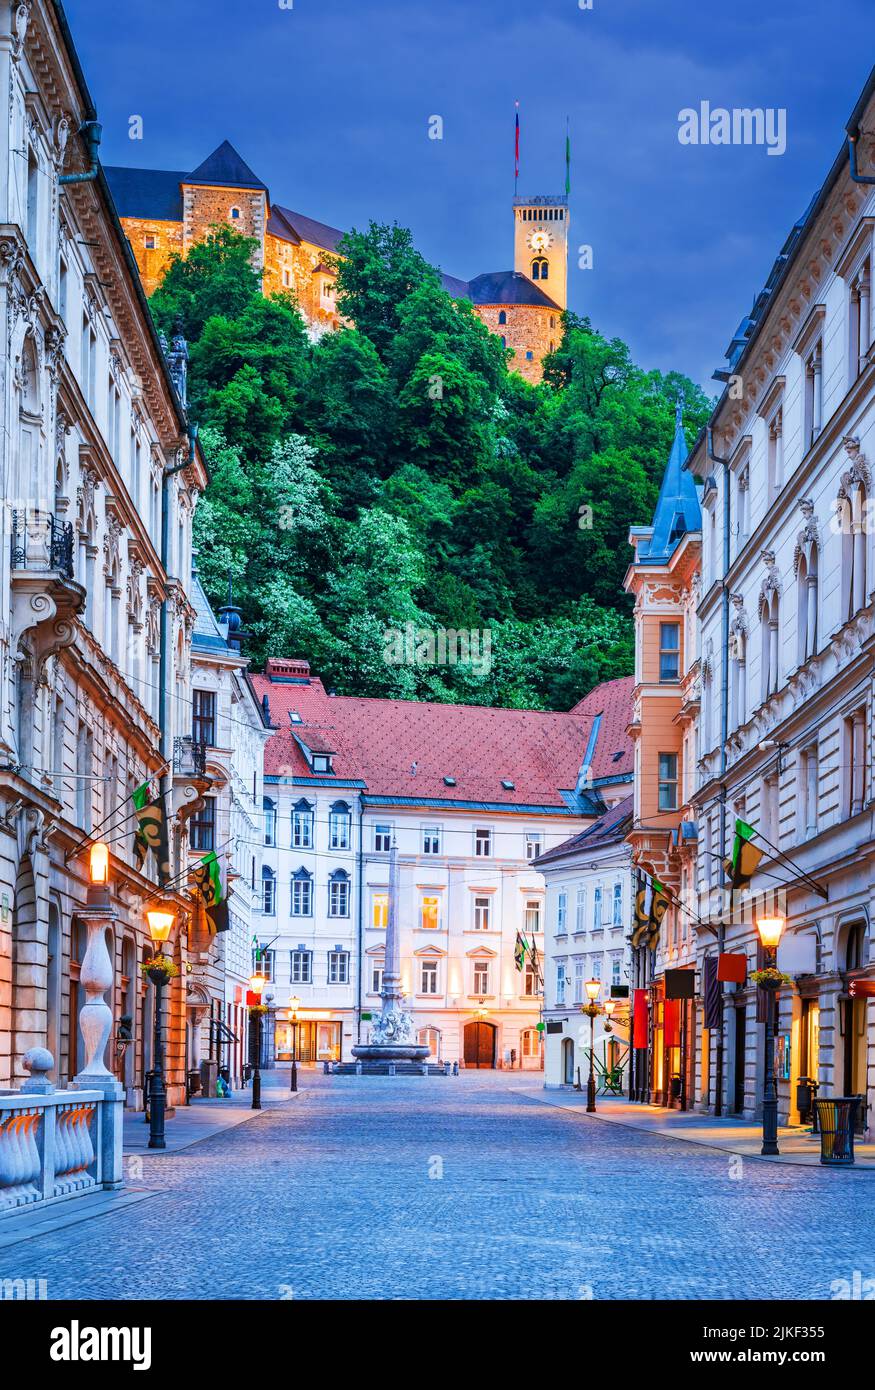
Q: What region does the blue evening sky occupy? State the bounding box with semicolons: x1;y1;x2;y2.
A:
63;0;873;393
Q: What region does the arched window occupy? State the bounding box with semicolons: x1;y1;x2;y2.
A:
845;922;867;972
796;543;818;665
328;800;351;850
292;798;313;848
261;865;276;916
759;581;780;702
328;869;350;918
263;796;276;847
417;1026;441;1060
498;310;507;325
229;206;241;220
291;866;313;917
839;476;868;622
531;257;548;281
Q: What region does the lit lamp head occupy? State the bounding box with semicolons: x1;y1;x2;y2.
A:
756;914;785;951
249;972;266;998
584;978;601;1003
289;995;301;1020
146;907;175;950
603;999;616;1019
87;841;111;905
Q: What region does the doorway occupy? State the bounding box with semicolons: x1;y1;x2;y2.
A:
842;997;867;1132
464;1020;496;1069
562;1036;574;1085
733;1006;747;1115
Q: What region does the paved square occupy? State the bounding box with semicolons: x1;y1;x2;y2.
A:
1;1072;872;1301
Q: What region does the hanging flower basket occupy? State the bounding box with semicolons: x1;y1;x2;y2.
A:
249;1004;268;1017
141;954;179;986
750;967;792;991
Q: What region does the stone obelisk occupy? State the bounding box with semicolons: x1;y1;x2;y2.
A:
352;838;429;1064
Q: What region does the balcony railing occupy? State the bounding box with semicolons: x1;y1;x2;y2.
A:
10;509;74;579
173;736;208;778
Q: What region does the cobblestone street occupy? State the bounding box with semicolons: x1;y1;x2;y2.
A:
2;1072;874;1301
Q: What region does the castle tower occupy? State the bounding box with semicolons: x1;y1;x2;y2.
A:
513;194;569;310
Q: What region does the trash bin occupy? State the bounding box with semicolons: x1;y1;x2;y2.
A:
814;1096;861;1166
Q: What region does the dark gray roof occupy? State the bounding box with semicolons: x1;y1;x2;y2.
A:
187;140;267;191
441;272;472;298
104;166;186;222
534;794;633;866
191;571;231;653
466;270;560;310
270;204;344;252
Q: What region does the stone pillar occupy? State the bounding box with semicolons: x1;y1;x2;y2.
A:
860;272;871;361
811;348;823;436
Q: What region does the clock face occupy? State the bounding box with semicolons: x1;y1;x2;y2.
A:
527;228;553;252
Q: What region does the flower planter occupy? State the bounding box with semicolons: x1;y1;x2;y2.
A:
147;967;173;986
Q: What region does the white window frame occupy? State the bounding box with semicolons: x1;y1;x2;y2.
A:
473;895;491;931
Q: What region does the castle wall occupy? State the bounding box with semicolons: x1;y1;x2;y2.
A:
475;303;559;384
119;218;184;297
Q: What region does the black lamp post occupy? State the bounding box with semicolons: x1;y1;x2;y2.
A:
756;914;786;1157
249;972;266;1110
581;978;602;1114
145;906;176;1151
288;996;300;1092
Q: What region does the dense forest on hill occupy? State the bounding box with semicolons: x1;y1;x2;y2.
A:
149;224;710;710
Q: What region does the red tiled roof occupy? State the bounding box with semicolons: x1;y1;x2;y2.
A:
250;664;634;811
568;675;634;781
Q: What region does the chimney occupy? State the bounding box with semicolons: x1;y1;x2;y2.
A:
265;658;311;683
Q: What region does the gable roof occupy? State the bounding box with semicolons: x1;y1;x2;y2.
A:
186;140;268;192
467;270;560;310
251;662;633;814
103;166;186;222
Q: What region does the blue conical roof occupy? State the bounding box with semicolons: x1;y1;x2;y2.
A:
643;400;701;561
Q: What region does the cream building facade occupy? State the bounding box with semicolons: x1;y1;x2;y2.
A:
0;0;207;1110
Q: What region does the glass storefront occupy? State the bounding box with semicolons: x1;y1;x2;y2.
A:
275;1018;342;1063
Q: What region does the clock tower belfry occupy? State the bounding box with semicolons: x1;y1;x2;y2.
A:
513;194;569;310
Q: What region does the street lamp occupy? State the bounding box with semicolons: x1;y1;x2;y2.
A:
145;904;176;1151
603;998;616;1034
581;978;602;1114
288;995;301;1093
755;912;786;1156
249;972;266;1111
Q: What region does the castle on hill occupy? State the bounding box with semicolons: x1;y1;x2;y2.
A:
105;140;569;383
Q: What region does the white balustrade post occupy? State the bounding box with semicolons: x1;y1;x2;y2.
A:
72;889;124;1193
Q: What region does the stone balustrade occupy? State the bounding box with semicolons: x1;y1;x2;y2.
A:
0;1048;124;1216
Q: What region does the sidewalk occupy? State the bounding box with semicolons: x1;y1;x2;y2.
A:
124;1070;298;1155
517;1087;875;1168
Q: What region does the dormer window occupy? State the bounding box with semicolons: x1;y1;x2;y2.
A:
312;753;333;774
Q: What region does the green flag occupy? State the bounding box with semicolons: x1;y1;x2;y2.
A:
514;931;528;972
190;851;229;934
132;781;170;885
723;819;764;891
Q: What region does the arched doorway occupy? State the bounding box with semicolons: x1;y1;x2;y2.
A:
463;1020;496;1069
562;1036;575;1085
417;1027;441;1062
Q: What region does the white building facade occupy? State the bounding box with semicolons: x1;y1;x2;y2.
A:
688;70;875;1131
538;797;634;1088
252;661;634;1069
